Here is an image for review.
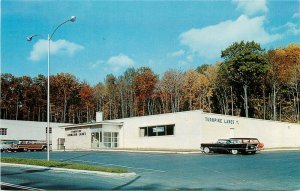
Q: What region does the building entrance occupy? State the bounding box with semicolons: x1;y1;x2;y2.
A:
91;128;119;149
103;132;119;148
91;131;101;149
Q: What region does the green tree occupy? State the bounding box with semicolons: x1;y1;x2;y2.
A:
220;41;268;117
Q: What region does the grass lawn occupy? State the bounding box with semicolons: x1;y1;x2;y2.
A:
1;157;128;173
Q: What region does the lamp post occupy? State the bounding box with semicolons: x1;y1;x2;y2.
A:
27;16;76;161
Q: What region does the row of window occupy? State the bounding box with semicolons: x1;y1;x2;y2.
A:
0;128;7;135
139;124;175;137
0;124;175;138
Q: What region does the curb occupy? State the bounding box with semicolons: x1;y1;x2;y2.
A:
1;163;136;177
262;148;300;152
56;148;300;154
60;149;203;154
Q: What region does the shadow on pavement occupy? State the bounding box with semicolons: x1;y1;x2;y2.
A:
113;176;141;190
59;152;94;162
2;168;50;176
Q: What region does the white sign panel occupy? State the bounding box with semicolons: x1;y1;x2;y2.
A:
153;127;165;132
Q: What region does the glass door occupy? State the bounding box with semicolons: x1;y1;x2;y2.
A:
103;132;119;148
91;132;100;149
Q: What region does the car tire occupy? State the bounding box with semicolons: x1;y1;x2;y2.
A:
231;150;238;155
203;147;210;153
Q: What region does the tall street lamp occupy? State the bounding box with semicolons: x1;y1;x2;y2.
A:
27;16;76;161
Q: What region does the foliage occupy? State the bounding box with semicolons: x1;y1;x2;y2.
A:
220;41;268;117
1;42;299;123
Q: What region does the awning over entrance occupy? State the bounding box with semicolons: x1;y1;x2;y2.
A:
61;121;123;130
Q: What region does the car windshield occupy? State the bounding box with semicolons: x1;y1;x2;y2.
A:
217;139;229;144
1;141;17;144
229;139;241;144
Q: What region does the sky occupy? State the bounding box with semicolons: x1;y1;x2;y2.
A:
2;0;300;85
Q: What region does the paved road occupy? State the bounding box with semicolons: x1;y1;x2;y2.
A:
1;151;300;190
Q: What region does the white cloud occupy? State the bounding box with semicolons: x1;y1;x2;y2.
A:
272;22;300;36
107;54;135;72
286;22;300;35
293;12;300;18
186;54;193;62
179;15;282;59
29;39;84;61
233;0;268;16
89;59;105;69
167;50;185;57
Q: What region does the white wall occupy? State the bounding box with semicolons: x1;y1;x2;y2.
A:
52;127;66;150
109;111;300;150
0;119;68;142
202;113;300;148
64;127;92;150
3;110;299;151
112;110;204;150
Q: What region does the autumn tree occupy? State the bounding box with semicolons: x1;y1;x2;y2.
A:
285;44;300;122
79;82;94;122
133;67;158;116
93;83;106;113
157;69;183;113
267;44;300;121
117;68;137;118
1;73;15;119
103;74;119;120
32;75;47;121
182;70;201;111
51;73;79;122
197;64;218;112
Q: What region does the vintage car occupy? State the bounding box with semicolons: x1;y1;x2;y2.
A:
10;140;47;152
230;138;264;151
200;138;264;155
0;140;18;152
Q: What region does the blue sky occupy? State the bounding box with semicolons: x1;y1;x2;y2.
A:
2;0;300;85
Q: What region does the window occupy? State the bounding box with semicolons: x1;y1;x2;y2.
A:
0;128;7;135
139;125;174;137
103;132;119;148
45;127;52;133
166;125;174;135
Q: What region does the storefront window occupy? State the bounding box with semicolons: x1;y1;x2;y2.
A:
148;127;156;136
139;125;174;137
166;125;174;135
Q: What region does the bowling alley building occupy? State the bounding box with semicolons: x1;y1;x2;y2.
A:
1;110;299;151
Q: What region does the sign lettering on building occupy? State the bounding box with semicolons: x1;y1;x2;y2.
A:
67;129;86;136
205;117;235;125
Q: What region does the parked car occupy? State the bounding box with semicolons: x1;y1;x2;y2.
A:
200;138;263;155
230;138;264;151
0;140;18;152
10;140;47;152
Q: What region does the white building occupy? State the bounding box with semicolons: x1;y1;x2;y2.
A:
62;110;300;150
1;110;300;151
0;119;67;150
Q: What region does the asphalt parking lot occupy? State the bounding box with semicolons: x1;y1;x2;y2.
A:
1;150;300;190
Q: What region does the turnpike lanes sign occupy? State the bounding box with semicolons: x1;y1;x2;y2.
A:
204;117;235;125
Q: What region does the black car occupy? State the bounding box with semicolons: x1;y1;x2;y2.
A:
200;138;261;155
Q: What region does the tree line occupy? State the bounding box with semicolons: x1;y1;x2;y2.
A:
1;41;299;123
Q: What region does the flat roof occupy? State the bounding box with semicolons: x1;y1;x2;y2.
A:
61;121;123;129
